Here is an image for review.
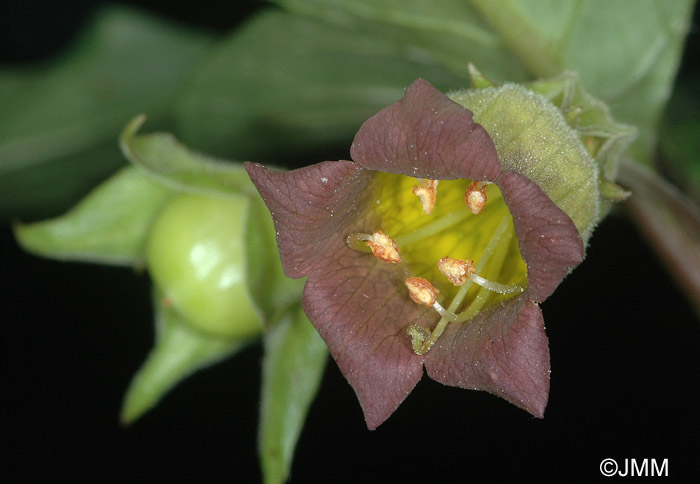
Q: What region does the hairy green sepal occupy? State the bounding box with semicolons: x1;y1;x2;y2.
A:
449;68;636;243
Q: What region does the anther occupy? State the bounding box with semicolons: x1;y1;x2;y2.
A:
438;256;523;295
405;277;458;322
465;180;488;214
412;179;439;215
405;277;438;306
437;257;475;286
346;230;402;263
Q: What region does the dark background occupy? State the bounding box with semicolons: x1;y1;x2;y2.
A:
2;1;699;482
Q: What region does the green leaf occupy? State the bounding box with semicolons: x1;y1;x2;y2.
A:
259;305;328;484
273;0;695;163
174;10;472;160
119;115;257;198
121;289;248;425
0;143;124;221
467;0;695;162
0;5;211;216
14;166;173;266
270;0;527;79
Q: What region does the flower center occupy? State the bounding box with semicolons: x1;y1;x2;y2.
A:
347;172;528;355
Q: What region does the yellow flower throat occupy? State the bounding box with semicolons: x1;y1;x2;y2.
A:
348;172;528;355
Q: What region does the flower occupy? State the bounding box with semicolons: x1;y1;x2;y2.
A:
245;78;599;429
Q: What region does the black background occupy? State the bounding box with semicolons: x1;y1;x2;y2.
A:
2;1;699;481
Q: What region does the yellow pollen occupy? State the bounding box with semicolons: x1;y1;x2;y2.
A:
366;230;402;263
437;257;475;286
412;179;439;215
405;277;439;307
465;180;487;214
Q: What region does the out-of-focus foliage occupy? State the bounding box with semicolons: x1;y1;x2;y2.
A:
2;1;693;220
273;0;694;162
0;7;212;219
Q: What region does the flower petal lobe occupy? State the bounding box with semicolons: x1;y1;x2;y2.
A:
245;161;369;278
498;170;584;302
351;79;501;181
424;293;550;418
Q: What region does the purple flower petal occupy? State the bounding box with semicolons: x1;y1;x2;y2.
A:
351;79;501;181
497;170;584;302
302;257;428;429
246;161;429;429
246;79;590;428
245;161;369;278
424;293;550;418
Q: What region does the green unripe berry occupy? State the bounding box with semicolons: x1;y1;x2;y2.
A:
147;193;260;339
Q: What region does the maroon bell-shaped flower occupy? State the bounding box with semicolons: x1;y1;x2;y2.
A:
246;77;620;429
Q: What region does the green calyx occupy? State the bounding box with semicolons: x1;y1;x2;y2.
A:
449;65;637;244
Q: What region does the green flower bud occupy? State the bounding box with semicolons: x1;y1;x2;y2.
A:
147;192;261;339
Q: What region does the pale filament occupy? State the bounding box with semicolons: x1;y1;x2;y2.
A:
410;213;518;354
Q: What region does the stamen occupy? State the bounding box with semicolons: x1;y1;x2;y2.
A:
438;255;523;295
453;214;517;322
412;179;439;215
469;272;524;295
437;257;475;286
404;277;458;355
405;277;438;306
346;230;402;263
432;300;459;322
404;211;523;355
446;213;512;317
465;180;488;214
405;277;458;322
